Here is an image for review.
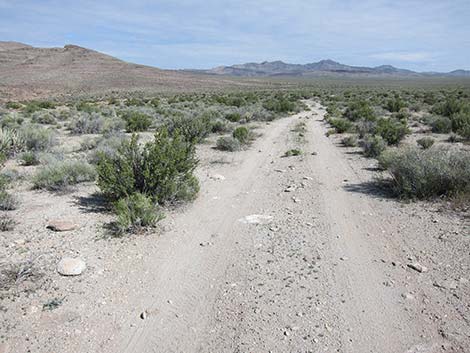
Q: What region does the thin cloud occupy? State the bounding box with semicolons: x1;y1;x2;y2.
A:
370;52;434;63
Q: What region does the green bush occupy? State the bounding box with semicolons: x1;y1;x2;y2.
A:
5;102;22;110
166;115;211;143
329;118;353;133
430;116;452;133
379;146;470;198
416;137;435;149
451;112;470;139
344;100;375;121
113;193;163;234
375;118;409;145
362;135;386;157
225;112;242;122
341;135;358;147
121;111;152;132
232;126;250;144
31;111;56;125
32;160;96;191
97;128;199;204
385;96;406;113
216;136;241;152
0;215;15;231
210;120;228;134
69;112;108;134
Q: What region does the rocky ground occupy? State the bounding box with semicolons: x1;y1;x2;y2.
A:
0;102;469;353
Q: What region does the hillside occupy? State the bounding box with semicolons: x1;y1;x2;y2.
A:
0;42;260;101
203;59;470;77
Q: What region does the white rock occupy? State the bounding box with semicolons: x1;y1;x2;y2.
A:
57;257;86;276
239;214;273;225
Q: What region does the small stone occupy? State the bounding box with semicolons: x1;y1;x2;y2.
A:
303;176;313;180
47;220;78;232
199;241;213;247
274;169;287;173
401;293;415;300
140;311;147;320
407;262;428;273
210;174;226;181
340;256;348;261
57;257;86;276
311;152;318;155
292;197;301;203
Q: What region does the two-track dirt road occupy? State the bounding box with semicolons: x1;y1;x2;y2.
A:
102;102;469;353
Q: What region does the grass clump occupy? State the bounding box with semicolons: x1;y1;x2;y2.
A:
96;127;199;204
32;160;96;191
282;149;302;157
379;146;470;199
216;136;241;152
18;151;40;166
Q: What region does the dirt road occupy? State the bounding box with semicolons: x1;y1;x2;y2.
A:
103;102;469;353
4;102;468;353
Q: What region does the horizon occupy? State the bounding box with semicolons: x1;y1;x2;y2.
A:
0;0;469;72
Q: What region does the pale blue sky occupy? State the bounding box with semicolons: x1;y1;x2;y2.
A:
0;0;469;71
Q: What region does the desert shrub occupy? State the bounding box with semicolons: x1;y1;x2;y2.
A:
79;137;98;151
23;101;56;114
166;115;211;143
329;118;353;133
113;193;163;234
210;120;228;134
225;112;242;122
75;101;99;113
379;146;470;198
416;137;435;149
356;119;376;138
385;96;406;113
32;160;96;191
96;128;199;204
0;113;24;128
0;190;18;211
0;215;15;231
88;134;127;164
5;102;22;110
375;118;409;145
362;135;386;157
451;112;470;139
19;125;57;151
263;95;296;113
232;126;250;144
344;100;375;121
125;98;144;107
342;135;358;147
429;116;452;133
18;151;40;166
391;109;410;122
31;111;56;125
216;136;241;152
432;98;464;117
69;112;105;134
121;111;152;132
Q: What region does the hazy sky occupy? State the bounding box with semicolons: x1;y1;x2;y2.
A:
0;0;469;71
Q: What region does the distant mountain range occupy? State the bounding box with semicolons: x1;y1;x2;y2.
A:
197;59;470;77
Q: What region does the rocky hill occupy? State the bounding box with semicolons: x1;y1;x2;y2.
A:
203;59;469;77
0;42;257;101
